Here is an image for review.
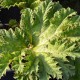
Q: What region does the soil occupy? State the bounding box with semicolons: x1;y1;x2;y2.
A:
52;0;80;14
0;6;21;30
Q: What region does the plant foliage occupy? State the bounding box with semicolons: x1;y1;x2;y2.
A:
0;0;80;80
0;0;43;9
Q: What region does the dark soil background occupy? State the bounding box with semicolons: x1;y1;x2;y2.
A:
53;0;80;14
0;6;20;30
0;0;80;80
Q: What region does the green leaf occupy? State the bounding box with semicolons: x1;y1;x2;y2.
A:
0;28;27;53
0;0;80;80
38;53;62;80
9;19;18;28
0;0;43;9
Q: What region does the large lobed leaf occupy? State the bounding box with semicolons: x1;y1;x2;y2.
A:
0;0;80;80
0;0;43;9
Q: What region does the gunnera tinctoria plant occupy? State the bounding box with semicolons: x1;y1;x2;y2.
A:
0;0;80;80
